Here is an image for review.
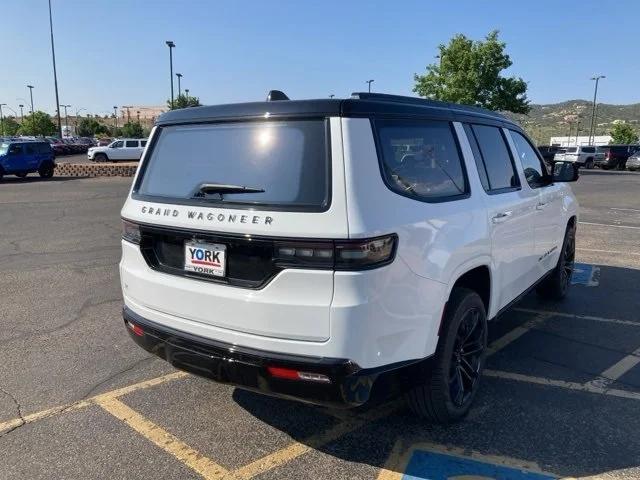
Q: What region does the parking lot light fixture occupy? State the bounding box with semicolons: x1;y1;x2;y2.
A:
60;104;71;136
27;85;34;114
588;75;605;146
184;88;189;98
113;106;118;134
166;41;175;109
48;0;63;139
176;73;182;97
18;104;24;122
366;79;374;93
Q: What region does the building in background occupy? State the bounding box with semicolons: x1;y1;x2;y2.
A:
127;106;166;121
549;135;611;147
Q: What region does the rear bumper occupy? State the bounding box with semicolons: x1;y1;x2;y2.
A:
123;306;430;408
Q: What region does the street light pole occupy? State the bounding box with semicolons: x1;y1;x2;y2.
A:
366;79;374;93
184;88;189;98
60;104;71;136
113;106;118;134
26;85;35;135
166;41;175;109
48;0;63;139
18;105;24;123
588;75;605;146
176;73;182;98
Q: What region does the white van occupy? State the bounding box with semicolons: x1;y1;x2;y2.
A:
120;92;579;423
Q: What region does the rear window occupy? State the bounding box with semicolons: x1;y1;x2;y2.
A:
136;120;329;211
125;140;138;147
581;147;595;153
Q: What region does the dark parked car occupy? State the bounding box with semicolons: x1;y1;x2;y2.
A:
537;145;562;167
596;145;640;170
97;137;113;146
46;137;70;156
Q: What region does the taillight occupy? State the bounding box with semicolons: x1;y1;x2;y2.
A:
121;219;141;244
274;234;397;271
267;366;331;383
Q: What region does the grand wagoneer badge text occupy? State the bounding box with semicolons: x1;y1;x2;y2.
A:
140;205;274;225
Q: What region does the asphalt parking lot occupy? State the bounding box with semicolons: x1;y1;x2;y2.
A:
1;170;639;479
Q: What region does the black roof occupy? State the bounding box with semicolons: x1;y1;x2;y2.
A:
156;92;519;128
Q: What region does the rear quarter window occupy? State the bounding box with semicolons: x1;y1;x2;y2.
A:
374;119;468;202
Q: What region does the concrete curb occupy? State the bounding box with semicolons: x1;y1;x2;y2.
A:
55;162;138;177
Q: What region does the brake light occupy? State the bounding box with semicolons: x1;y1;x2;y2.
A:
274;234;397;270
267;366;331;383
122;219;141;244
126;320;144;336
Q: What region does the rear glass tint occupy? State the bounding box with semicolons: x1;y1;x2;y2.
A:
137;120;329;211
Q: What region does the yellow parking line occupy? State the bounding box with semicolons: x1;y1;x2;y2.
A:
376;437;408;480
97;397;229;480
0;370;188;434
487;312;550;355
232;401;401;479
513;307;640;327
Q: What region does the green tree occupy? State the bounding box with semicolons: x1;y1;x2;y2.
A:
76;118;108;137
17;111;57;136
413;30;530;114
0;117;20;136
167;93;201;110
609;122;638;144
120;121;144;138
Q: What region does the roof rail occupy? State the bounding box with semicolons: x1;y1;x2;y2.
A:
350;92;511;122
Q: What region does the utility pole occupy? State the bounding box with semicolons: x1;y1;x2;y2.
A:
61;104;71;136
366;79;374;93
588;75;605;146
48;0;63;139
166;41;175;108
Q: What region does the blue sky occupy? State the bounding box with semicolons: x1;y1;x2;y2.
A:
2;0;639;115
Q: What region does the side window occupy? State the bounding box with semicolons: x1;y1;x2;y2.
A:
375;119;468;201
8;144;22;155
25;144;36;154
125;140;138;148
141;140;147;147
509;130;550;188
463;124;490;191
470;125;520;192
112;141;124;148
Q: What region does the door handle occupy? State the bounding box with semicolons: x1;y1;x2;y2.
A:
536;202;547;210
492;211;512;223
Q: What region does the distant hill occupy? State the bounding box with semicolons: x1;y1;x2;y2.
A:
504;100;640;145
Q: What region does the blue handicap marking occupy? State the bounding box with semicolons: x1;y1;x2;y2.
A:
402;449;557;480
571;262;600;287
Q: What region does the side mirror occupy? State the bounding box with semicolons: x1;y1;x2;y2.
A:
552;161;579;182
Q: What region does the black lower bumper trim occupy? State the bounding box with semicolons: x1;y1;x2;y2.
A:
122;307;431;408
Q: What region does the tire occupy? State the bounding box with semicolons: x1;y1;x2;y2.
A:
38;162;55;179
15;172;28;178
0;167;4;181
405;288;487;424
585;158;594;169
536;223;576;300
94;153;108;163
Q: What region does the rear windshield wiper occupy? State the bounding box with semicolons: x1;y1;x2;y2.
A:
191;183;265;199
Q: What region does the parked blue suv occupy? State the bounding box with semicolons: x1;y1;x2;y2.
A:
0;140;56;180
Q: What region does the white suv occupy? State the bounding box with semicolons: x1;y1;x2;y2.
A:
88;138;147;162
553;145;603;169
119;92;579;423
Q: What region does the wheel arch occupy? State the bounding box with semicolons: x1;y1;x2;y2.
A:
444;259;493;320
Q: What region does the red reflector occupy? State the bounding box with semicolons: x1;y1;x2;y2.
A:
267;366;300;380
127;321;144;337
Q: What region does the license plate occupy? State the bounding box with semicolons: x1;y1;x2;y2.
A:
184;241;226;277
